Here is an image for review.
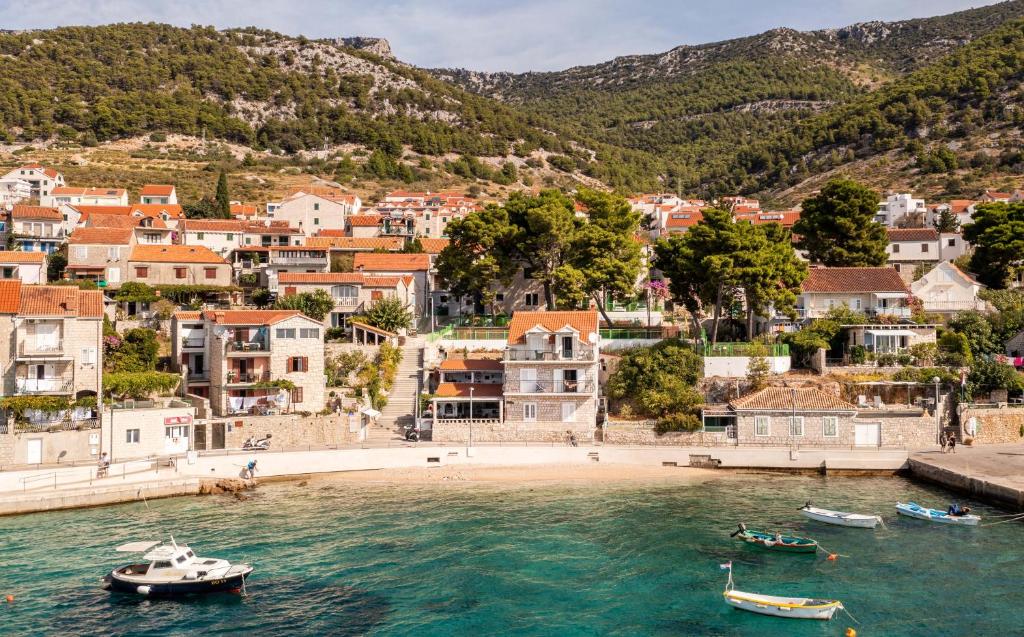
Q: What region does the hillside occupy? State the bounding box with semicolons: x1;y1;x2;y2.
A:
436;1;1024;199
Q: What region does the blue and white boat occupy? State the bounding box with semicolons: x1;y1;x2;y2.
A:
895;501;980;526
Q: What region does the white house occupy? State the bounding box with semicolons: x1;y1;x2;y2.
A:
929;200;976;228
876;193;926;227
1;164;64;200
0;177;31;206
268;187;361;236
0;251;46;284
911;261;987;315
798;267;912;320
139;184;177;205
43;187;128;208
886;228;938;282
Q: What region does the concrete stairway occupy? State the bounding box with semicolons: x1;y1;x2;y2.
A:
368;339;423;442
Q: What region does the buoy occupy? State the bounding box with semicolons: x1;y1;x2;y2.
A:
5;595;13;603
845;628;857;637
136;585;151;596
827;553;838;561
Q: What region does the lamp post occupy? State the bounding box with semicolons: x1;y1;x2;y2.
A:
933;376;942;444
468;386;474;456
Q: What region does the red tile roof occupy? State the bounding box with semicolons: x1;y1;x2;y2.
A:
439;359;504;372
17;164;60;179
70;205;133;217
307;237;403;251
664;210;703;228
948;200;976;214
348;214;383;227
17;285;104;318
507;310;599;345
201;309;309;325
802;267;908;294
0;251;45;264
434;382;504;398
353;253;430;271
181;219;245;232
69;227;133;245
887;228;939;242
140;184;175;196
129;245;227;264
230;203;259;215
11;204;61;220
419;238;450;254
730;387;857;412
173;311;202;320
0;280;21;312
52;186;126;197
277;272;404;286
735;210;801;227
131;204;183;218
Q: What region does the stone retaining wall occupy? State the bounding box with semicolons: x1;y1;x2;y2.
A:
431;420;594;443
602;421;727;446
218;413;361;449
962;407;1024;444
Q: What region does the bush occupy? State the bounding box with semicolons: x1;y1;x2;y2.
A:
325;327;346;341
654;412;702;434
149;132;167;142
849;345;867;364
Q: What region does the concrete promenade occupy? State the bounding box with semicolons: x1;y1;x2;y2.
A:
909;443;1024;509
0;443;912;516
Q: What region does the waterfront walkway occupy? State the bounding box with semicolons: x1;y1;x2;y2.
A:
909;443;1024;508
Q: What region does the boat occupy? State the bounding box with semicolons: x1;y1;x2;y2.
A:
731;523;819;553
896;501;981;526
799;502;882;528
721;562;842;620
101;538;254;596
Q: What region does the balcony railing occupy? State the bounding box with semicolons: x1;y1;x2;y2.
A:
269;256;328;265
181;337;206;349
870;306;912;318
227;340;270;353
226;371;271;384
505;348;595;362
16;377;74;394
511;380;595;394
333;296;360;307
187;370;210;381
19;339;64;356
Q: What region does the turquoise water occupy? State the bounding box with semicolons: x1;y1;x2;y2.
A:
0;473;1020;636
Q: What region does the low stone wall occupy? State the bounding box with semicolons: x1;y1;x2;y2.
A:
962;406;1024;444
602;421;728;446
431;420;594;443
219;413;361;449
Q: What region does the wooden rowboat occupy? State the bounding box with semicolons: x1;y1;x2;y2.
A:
799;503;881;528
721;563;842;620
731;524;818;553
896;501;980;526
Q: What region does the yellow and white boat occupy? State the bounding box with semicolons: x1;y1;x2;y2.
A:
720;562;843;620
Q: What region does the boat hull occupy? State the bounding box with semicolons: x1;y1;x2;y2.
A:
724;590;841;620
800;507;880;528
896;502;980;526
737;530;818;553
105;568;252;596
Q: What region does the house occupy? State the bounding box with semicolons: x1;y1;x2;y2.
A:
0;251;46;284
276;272;415;331
241;221;303;248
431;359;505;424
659;207;704;236
911;261;987;315
0;281;103;428
798;267;912;320
178;219;244;257
939;232;969;262
230;202;260;218
929;200;976;228
306;236;403;252
346;214;384;238
171;309;325;416
979;189;1011;203
844;323;937;355
353;253;431;318
0;177;31;206
876;193;926;226
734;210;801;228
500;310;600;440
9;205;64;254
43;186;128;208
231;246;329;292
1;164;64;200
886;228;939;282
66;227;134;286
1006;329;1024;358
127;245;232;286
139;184;177;205
268;187;361;236
371;190;482;238
710;386;934;448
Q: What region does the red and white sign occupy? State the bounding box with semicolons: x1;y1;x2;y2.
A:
164;415;193;426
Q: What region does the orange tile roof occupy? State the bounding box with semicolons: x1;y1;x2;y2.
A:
507;310;599;345
0;280;21;312
439;359;504;372
354;253;430;272
948;200;976;213
308;237;403;251
83;214;142;229
11;204;61;220
69;227;133;245
181;219;245;232
730;387;857;412
0;251;45;264
664;210;703;228
131;204;183;218
230;203;259;215
348;214;383;227
129;245;227;264
434;382;504;398
16;164;60;179
201;309;307;325
277;272;404;286
887;228;938;242
52;186;126;197
70;205;133;216
173;310;202;320
17;285;103;318
735;210;801;227
140;184;175;196
802;267;908;294
419;238;450;254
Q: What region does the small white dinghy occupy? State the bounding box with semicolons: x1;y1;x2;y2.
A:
896;501;981;526
720;562;843;621
800;502;882;528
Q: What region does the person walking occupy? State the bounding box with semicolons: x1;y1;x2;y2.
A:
940;432;949;453
948;433;957;454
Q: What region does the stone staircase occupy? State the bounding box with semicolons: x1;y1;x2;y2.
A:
368;339;423;442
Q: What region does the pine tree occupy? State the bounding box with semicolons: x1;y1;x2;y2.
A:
793;178;888;266
215;170;231;218
933;207;960;233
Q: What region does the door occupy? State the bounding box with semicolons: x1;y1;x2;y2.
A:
26;439;42;464
211;423;226;450
194;424;207;451
520;368;537;393
553;369;564;393
561;336;574;359
854;423;881;447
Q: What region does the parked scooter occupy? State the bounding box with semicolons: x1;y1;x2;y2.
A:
403;423;420;442
242;433;272;451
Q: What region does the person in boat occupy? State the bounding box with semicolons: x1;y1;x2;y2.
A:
947;503;971;516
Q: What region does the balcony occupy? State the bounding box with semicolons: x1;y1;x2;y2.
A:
227;339;270;354
505;348;595;362
16;377;74;394
19;339;64;356
187;370;210;382
870;306;912;318
269;254;328;266
510;380;595;394
226;371;271;385
332;296;360;307
181;337;207;350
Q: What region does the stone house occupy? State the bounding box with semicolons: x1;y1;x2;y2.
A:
276;272;415;331
232;245;330;292
911;261;987;316
798;267;912;320
353;253;431;318
431;359;505;423
501;310;601;440
66;227;134;287
171;309;325;417
0;251;46;284
886;228;939;283
127;245;232;287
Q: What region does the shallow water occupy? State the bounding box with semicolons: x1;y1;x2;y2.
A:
0;474;1018;636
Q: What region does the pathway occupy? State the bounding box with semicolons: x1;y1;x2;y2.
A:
909;443;1024;508
370;338;424;442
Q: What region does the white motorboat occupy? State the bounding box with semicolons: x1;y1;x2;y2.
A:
799;502;881;528
720;562;842;621
896;501;981;526
101;537;253;596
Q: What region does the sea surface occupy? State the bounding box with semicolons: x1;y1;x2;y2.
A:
0;473;1019;636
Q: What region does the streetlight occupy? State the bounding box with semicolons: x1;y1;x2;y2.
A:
932;376;942;445
468;386;474;456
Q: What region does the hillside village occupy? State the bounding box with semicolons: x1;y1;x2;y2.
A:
0;158;1023;467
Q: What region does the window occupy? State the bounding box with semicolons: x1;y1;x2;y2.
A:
165;425;188;439
523;403;537;422
790;416;804;437
174;267;187;279
283;286;297;296
291;387;304;404
893;264;901;273
134;266;148;278
332;285;357;300
371;290;383;300
74;246;87;260
300;328;319;339
921;243;930;253
313;217;320;225
176;555;187;564
495;293;504;301
854;298;862;310
892;244;900;254
823;416;839;438
561;402;576;423
755;416;770;437
126;429;140;443
525;292;539;306
80;347;97;365
313;203;320;211
227;233;234;240
107;246;120;260
143;233;161;244
152;561;172;569
245;237;252;245
276;328;296;339
947;238;956;247
197;232;204;240
289;357;309;372
204;267;217;280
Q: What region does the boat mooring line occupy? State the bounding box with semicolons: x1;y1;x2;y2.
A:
842;605;861;625
980;512;1024;527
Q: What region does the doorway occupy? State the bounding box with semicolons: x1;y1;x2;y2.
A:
26;439;42;464
211;422;226;450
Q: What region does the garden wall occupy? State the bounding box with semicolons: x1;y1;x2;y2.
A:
961;406;1024;444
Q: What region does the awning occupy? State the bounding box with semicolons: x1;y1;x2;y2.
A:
359;407;381;418
874;292;909;299
866;329;918;337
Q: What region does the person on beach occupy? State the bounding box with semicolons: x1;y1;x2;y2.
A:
98;452;110;477
940;432;949;453
245;459;258;479
948;433;957;453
